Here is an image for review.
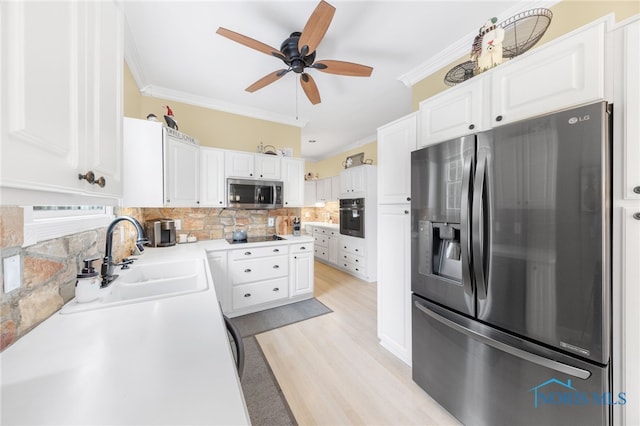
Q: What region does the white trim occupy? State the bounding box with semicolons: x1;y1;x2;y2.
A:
397;0;562;87
22;206;114;247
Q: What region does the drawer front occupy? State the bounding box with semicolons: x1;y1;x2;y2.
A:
340;252;364;266
230;255;289;284
340;238;365;256
339;260;365;276
312;227;327;235
291;243;313;254
232;277;289;310
230;244;289;260
314;247;329;261
313;233;328;247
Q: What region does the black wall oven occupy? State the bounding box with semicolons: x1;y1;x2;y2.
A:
339;198;365;238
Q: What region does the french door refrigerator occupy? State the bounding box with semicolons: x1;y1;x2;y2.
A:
411;101;613;426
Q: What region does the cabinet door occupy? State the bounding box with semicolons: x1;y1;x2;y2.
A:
255;154;281;180
623;207;640;425
200;148;226;207
620;21;640;201
164;138;200;206
377;204;412;364
316;178;332;202
290;252;314;296
327;236;338;265
282;158;304;207
419;78;483;147
304;181;317;206
1;2;83;193
83;1;123;197
225;151;255;178
331;176;340;201
377;114;416;204
490;21;605;127
207;251;228;312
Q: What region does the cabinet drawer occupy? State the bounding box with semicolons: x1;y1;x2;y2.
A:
314;233;329;247
230;255;289;284
340;252;364;266
314;247;329;261
229;244;289;260
339;261;365;276
340;238;365;256
232;277;289;310
291;243;313;253
313;227;328;234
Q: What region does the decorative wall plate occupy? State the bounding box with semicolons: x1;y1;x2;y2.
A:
344;152;364;168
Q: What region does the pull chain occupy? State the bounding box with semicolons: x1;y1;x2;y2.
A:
295;75;299;121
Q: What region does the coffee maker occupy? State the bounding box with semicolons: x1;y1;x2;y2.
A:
145;218;176;247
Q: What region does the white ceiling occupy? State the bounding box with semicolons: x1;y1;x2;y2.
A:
123;0;555;161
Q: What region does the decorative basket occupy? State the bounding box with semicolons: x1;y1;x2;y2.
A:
500;8;553;58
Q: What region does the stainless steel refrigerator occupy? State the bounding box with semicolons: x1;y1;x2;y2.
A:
411;101;614;426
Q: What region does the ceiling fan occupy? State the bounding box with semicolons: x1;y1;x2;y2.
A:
216;0;373;105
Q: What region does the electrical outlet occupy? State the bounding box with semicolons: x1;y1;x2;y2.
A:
175;219;182;230
3;254;21;293
268;217;275;227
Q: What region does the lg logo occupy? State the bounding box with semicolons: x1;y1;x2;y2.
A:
568;115;590;124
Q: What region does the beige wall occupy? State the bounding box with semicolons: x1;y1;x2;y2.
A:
124;64;302;157
305;140;378;179
411;1;640;109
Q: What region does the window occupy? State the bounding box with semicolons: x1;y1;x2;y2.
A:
23;205;114;246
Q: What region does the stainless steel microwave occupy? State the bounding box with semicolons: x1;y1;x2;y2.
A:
227;178;283;209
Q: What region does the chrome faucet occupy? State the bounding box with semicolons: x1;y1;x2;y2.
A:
101;216;147;287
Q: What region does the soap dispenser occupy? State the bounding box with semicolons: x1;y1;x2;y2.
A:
75;258;100;303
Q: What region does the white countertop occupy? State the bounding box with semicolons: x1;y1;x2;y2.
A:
303;221;339;230
0;234;312;425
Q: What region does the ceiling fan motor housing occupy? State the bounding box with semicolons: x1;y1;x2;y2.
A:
280;32;316;73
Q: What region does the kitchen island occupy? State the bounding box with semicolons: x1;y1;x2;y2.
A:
0;234;313;425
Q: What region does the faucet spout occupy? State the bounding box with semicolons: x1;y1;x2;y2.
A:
101;216;147;287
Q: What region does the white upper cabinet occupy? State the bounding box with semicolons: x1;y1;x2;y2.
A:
304;181;317;206
378;113;417;204
200;148;226;207
281;157;305;207
419;79;484;148
340;166;370;198
0;1;123;202
164;138;200;207
490;21;605;127
225;152;282;180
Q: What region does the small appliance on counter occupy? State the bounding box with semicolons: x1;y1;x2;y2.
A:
293;217;301;236
145;218;176;247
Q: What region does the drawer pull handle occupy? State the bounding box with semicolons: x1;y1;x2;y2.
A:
244;251;252;256
300;246;306;250
634;186;640;195
634;212;640;221
273;287;279;292
273;248;279;252
244;293;251;298
244;268;252;273
273;265;280;269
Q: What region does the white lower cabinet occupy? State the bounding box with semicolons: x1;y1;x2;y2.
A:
312;226;340;266
338;235;367;278
377;204;412;365
208;240;314;317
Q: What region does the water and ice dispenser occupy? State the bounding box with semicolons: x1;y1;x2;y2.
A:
419;221;462;282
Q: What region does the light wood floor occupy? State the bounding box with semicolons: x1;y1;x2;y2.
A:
256;261;461;426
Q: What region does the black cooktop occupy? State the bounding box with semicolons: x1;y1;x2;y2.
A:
226;235;286;244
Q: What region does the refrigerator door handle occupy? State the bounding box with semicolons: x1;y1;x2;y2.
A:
472;154;489;299
460;156;474;296
413;300;592;379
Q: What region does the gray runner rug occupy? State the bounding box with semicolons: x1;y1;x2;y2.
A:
230;298;332;338
235;299;332;426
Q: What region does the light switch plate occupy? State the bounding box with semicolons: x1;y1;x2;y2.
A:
268;217;275;227
3;254;21;293
175;219;182;230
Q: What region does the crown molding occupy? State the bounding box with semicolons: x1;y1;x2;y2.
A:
307;132;377;162
397;0;561;87
123;16;147;91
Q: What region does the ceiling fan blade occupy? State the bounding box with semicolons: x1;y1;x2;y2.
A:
313;60;373;77
300;73;321;105
216;27;285;61
246;69;290;93
298;1;336;57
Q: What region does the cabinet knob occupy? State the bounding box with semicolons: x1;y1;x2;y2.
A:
273;287;279;292
244;268;252;273
273;248;279;252
633;186;640;194
244;251;252;256
468;124;475;130
300;246;306;250
634;213;640;221
273;265;280;269
406;197;411;201
78;171;95;184
496;115;503;122
219;201;223;204
294;256;297;259
260;174;263;178
405;210;409;214
244;293;251;298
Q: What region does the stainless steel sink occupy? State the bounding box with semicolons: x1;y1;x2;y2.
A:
61;259;208;314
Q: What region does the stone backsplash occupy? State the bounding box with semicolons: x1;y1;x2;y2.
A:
301;201;339;224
